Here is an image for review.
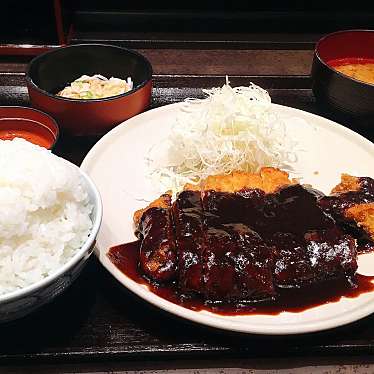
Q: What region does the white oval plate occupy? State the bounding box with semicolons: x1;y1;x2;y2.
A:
81;102;374;335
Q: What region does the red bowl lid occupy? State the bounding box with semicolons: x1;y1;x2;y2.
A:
0;106;59;149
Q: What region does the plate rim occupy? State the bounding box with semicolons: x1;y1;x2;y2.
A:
81;102;374;335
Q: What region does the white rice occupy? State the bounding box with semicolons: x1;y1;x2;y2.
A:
0;138;93;295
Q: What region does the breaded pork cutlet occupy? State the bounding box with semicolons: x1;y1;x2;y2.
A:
134;192;177;282
134;167;293;227
199;171;356;289
133;167;294;293
133;167;357;302
319;174;374;247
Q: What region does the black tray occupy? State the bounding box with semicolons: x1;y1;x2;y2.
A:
1;72;374;365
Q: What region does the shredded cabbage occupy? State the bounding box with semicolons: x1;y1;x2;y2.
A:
148;81;298;193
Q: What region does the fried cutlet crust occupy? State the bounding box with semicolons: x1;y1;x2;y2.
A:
133;192;172;228
134;168;294;226
185;167;295;193
346;203;374;241
330;175;374;242
331;174;360;194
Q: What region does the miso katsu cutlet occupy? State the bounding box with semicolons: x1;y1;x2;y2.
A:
133;167;361;306
320;174;374;250
134;192;176;282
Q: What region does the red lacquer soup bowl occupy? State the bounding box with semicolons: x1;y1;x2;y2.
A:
26;44;152;136
311;30;374;129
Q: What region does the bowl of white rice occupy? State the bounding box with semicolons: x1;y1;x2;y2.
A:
0;138;102;322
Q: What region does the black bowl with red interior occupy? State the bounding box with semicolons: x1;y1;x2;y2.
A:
26;44;152;136
311;30;374;129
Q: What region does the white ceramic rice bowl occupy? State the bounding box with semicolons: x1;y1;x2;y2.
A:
0;167;102;323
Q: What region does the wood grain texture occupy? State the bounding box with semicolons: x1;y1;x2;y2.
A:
138;49;313;75
0;48;313;76
3;357;374;374
71;31;323;50
0;45;58;56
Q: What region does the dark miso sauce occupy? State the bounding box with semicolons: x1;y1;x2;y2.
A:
358;242;374;254
108;241;374;316
319;177;374;254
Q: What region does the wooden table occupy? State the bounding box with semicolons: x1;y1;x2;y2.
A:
0;45;374;374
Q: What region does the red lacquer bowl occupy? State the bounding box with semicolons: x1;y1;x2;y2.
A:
26;44;152;136
0;106;59;149
311;30;374;129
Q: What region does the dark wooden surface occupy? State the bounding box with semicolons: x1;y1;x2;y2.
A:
70;31;323;50
0;49;374;372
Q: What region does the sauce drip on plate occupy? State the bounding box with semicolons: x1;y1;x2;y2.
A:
108;241;374;316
